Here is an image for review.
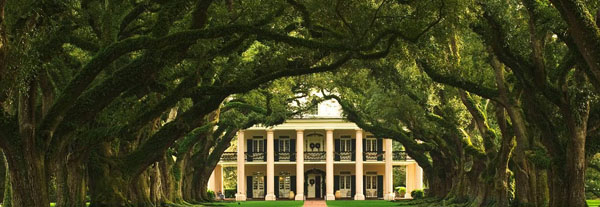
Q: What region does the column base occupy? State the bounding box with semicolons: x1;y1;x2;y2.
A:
353;194;365;200
384;193;395;201
295;194;305;200
326;194;336;200
265;194;277;201
235;194;247;201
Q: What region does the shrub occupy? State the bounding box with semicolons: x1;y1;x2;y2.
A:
397;187;406;194
225;189;237;198
411;189;424;199
207;189;216;201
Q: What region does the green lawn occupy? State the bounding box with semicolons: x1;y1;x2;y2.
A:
203;200;303;207
327;200;394;207
589;200;600;207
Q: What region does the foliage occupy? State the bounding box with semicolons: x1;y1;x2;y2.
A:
206;190;216;201
587;154;600;199
224;189;236;198
411;189;425;199
397;186;407;194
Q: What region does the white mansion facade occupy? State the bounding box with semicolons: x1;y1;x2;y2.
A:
207;99;424;200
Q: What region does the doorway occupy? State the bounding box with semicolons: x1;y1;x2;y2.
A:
305;168;325;199
307;174;320;198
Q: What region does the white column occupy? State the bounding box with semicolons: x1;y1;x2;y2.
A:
236;131;247;201
219;165;224;194
416;163;424;190
325;129;335;200
384;139;395;200
295;129;305;200
208;170;215;191
405;162;424;198
265;129;276;200
354;130;365;200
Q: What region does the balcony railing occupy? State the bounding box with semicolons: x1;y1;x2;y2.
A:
220;152;237;162
224;151;411;163
275;152;295;161
245;152;266;162
364;151;385;161
392;151;411;161
335;151;354;161
304;152;326;161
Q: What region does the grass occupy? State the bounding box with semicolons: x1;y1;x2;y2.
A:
327;200;400;207
589;200;600;207
202;200;303;207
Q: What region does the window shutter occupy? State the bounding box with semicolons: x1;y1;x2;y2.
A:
316;176;322;198
274;176;279;198
264;176;267;196
377;175;384;198
334;139;341;161
290;139;296;161
363;176;366;197
351;175;356;198
291;176;296;196
351;139;356;161
377;138;383;161
263;139;267;161
334;175;340;192
247;176;253;198
274;139;279;161
247;140;253;162
363;139;367;160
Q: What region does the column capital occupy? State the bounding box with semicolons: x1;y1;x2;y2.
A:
266;128;275;132
295;129;304;132
355;129;363;132
325;128;335;132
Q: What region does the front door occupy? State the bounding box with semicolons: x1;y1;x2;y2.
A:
306;174;322;198
307;174;316;198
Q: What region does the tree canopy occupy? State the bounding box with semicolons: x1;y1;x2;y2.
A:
0;0;599;207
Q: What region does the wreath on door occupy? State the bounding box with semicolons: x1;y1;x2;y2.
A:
309;179;315;186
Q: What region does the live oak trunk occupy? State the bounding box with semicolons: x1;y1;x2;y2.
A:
0;151;5;203
55;157;87;207
88;143;130;207
4;145;50;207
563;110;588;207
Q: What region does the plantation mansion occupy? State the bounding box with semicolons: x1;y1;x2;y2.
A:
207;99;424;200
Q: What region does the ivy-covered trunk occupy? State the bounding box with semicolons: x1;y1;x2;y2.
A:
564;118;588;206
427;152;453;198
128;172;152;207
149;162;163;204
88;143;130;207
192;167;213;202
55;157;87;207
159;156;182;203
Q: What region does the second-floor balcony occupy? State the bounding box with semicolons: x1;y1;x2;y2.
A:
221;151;413;162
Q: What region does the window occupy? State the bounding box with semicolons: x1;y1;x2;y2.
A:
366;136;377;152
365;173;377;198
279;172;291;197
339;175;351;190
253;137;264;152
340;136;352;152
253;172;265;198
279;136;290;152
